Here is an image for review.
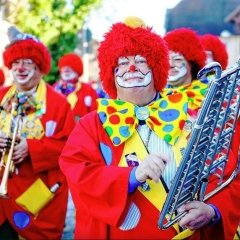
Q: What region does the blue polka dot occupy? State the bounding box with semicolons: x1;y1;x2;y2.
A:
166;90;173;96
158;109;180;122
174;136;179;144
119;109;128;114
183;102;188;114
98;112;107;124
200;78;209;84
100;143;112;165
101;99;109;106
113;137;121;145
119;126;130;138
162;124;174;132
193;85;200;89
13;211;30;229
159;100;168;109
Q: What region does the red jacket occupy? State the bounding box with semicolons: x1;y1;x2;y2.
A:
60;110;240;240
52;81;99;119
0;82;76;239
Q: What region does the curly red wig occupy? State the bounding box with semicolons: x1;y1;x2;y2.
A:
97;21;170;99
163;28;206;70
3;38;51;75
58;53;83;77
200;34;228;70
0;69;5;85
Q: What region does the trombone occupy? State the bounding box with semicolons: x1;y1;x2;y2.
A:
0;102;23;198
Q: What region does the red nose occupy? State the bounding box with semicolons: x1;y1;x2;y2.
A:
129;65;136;71
18;67;25;73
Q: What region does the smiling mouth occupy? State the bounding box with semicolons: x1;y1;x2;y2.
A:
168;70;179;76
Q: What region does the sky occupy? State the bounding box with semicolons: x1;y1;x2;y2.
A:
87;0;182;41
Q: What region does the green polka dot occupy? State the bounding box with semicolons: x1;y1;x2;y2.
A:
105;126;113;136
114;100;126;105
200;88;207;96
164;134;172;143
188;98;194;103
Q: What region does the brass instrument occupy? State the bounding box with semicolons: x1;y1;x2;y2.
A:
158;60;240;230
0;102;22;198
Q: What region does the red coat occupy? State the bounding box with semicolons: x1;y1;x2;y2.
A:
0;83;76;239
60;111;240;240
231;123;240;158
52;81;99;119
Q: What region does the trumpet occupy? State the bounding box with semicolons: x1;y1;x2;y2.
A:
0;102;22;198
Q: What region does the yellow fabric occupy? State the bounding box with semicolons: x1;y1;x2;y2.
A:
234;224;240;239
172;229;196;239
97;93;188;146
162;79;208;111
119;130;195;239
15;178;54;217
119;131;181;234
172;116;193;166
67;81;81;109
0;80;46;139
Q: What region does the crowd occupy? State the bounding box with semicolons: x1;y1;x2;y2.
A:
0;15;239;240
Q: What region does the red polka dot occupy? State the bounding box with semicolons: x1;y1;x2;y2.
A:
149;116;161;126
107;106;117;114
187;91;195;98
109;114;120;124
147;121;154;130
179;120;185;130
168;94;183;103
125;117;135;124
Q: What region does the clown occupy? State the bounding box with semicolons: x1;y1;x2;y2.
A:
200;34;228;70
0;69;5;87
59;17;240;239
53;53;99;121
162;28;213;122
0;26;75;239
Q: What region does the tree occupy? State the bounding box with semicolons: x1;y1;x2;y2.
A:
4;0;101;84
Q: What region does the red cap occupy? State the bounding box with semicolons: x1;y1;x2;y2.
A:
3;26;51;74
200;34;228;70
164;28;206;70
97;16;169;99
58;53;83;77
0;69;5;85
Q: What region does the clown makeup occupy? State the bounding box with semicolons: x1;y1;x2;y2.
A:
12;59;36;85
205;50;214;64
11;58;42;91
115;55;152;88
168;52;188;82
61;66;78;81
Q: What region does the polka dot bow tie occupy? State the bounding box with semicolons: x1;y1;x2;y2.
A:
162;79;209;110
97;93;188;146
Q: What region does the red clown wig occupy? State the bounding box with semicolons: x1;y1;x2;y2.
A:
163;28;206;70
97;16;170;99
3;26;51;75
0;69;5;86
200;34;228;70
58;53;84;77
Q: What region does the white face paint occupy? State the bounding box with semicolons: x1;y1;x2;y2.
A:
11;59;35;85
115;55;152;88
116;71;152;88
205;50;214;64
168;52;188;82
61;66;78;81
